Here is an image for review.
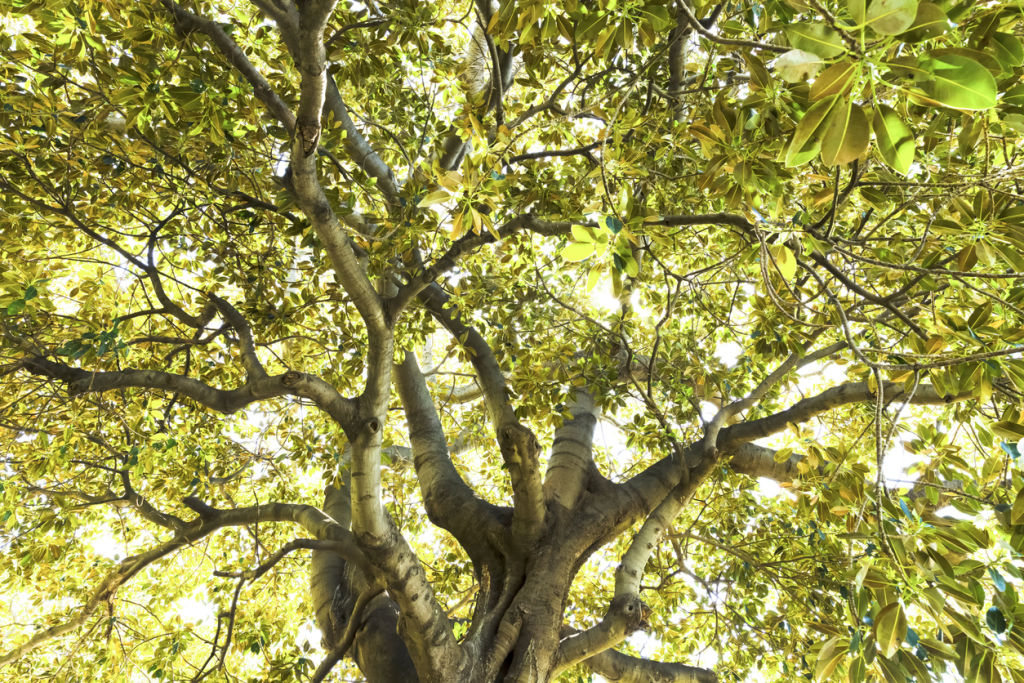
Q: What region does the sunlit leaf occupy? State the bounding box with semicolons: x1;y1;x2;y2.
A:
873;105;915;174
919;52;998;110
866;0;919;35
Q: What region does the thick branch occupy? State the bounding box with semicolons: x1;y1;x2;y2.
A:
21;355;358;430
207;293;267;380
614;452;719;598
160;0;296;130
553;595;650;676
286;0;388;347
419;284;544;544
719;381;971;447
418;284;516;428
394;351;506;551
324;78;400;202
543;390;598;513
726;442;805;481
584;648;718;683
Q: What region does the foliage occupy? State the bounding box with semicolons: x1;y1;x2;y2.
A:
1;0;1024;681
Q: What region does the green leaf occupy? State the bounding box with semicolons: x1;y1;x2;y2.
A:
623;254;639;277
785;22;846;59
418;189;450;207
813;636;847;681
902;2;948;41
992;32;1024;69
848;655;866;683
810;60;858;101
5;299;25;316
866;0;919;35
992;421;1024;441
873;105;915;174
605;216;624;233
987;567;1006;592
786;95;841;166
571;225;594;243
820;100;869;166
919;52;997;110
561;242;596;262
873;602;907;658
1011;486;1024;524
1004;83;1024;107
848;0;867;25
985;606;1007;633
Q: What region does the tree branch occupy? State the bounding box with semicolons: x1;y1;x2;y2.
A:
310;583;386;683
207;293;268;380
0;498;363;666
543;390;598;513
160;0;297;130
675;0;786;53
391;214;572;314
419;283;544;545
719;381;972;447
553;595;651;676
21;355;359;431
394;351;507;551
583;647;718;682
324;78;401;203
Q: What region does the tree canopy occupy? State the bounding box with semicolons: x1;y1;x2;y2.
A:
2;0;1024;680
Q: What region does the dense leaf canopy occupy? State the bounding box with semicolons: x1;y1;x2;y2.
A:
2;0;1024;681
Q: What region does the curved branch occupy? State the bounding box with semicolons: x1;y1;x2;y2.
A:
719;381;971;447
417;284;516;430
391;214;572;313
675;0;786;53
207;293;267;380
22;355;359;431
553;595;650;676
324;78;400;203
310;584;386;683
0;498;363;666
583;647;718;683
160;0;296;130
394;351;507;550
419;284;544;544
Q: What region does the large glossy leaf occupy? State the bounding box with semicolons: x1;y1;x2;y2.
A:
919;52;998;109
866;0;919;35
814;636;848;681
810;60;858;100
874;602;907;657
785;95;841;166
786;22;847;58
821;100;869;166
901;2;948;41
872;105;915;174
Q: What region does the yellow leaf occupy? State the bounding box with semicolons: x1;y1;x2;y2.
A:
768;244;797;281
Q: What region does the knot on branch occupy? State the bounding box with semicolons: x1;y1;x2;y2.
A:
608;594;651;633
296;118;321;158
364;417;381;434
282;370;304;387
498;423;539;466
